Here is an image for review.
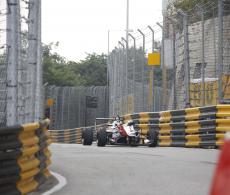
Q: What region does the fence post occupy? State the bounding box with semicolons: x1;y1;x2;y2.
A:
171;21;177;110
26;0;37;122
115;47;120;115
218;0;223;103
183;13;190;108
122;37;128;114
200;7;206;106
112;50;116;116
137;29;145;112
107;30;110;116
118;41;125;115
197;5;205;106
147;26;155;112
178;10;190;108
35;0;42;121
128;33;136;113
6;0;19;126
17;0;25;124
156;22;166;111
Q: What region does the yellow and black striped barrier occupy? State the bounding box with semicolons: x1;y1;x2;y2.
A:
49;128;83;144
0;119;52;195
49;124;108;144
123;104;230;148
49;104;230;148
123;112;160;124
123;106;217;124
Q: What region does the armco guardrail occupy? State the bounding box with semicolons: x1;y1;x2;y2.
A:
49;105;230;148
0;119;52;194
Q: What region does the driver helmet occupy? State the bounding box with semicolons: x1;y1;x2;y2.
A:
115;115;120;122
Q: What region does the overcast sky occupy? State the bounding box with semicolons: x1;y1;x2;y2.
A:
42;0;163;62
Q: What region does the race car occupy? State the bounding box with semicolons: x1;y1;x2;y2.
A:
96;117;158;147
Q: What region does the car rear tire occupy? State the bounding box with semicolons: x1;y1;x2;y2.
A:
128;137;139;147
82;128;93;145
148;129;158;147
97;128;107;147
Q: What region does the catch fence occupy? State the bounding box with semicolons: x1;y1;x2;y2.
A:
0;0;43;127
108;24;166;116
45;86;108;130
165;0;230;109
108;0;230;116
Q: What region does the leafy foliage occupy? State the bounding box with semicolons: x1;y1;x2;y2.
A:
166;0;220;25
43;43;107;86
68;54;107;86
172;0;218;12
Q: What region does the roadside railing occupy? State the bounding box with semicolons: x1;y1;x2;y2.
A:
49;123;108;144
49;105;230;148
123;105;229;147
49;128;83;144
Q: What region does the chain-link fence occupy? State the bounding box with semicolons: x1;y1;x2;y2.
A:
108;25;167;116
108;0;230;116
165;0;230;109
0;1;7;126
0;0;42;127
45;86;108;130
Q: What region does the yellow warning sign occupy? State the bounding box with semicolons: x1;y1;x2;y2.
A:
46;98;54;107
148;52;161;66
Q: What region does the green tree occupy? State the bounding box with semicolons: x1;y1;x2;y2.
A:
43;43;107;86
173;0;218;12
69;53;107;86
166;0;221;25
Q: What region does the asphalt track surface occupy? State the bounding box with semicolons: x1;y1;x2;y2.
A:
49;143;220;195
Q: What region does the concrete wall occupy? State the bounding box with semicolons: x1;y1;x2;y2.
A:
168;15;230;109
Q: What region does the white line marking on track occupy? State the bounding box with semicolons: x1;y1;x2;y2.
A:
41;171;67;195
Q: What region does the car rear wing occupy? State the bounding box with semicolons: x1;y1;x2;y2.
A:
94;118;114;132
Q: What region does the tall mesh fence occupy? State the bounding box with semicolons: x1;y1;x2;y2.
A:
109;0;230;115
108;25;166;116
0;0;42;127
18;0;29;124
1;0;230;127
0;1;7;126
166;0;230;109
45;86;108;130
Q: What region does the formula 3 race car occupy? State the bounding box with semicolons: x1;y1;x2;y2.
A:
96;117;158;147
